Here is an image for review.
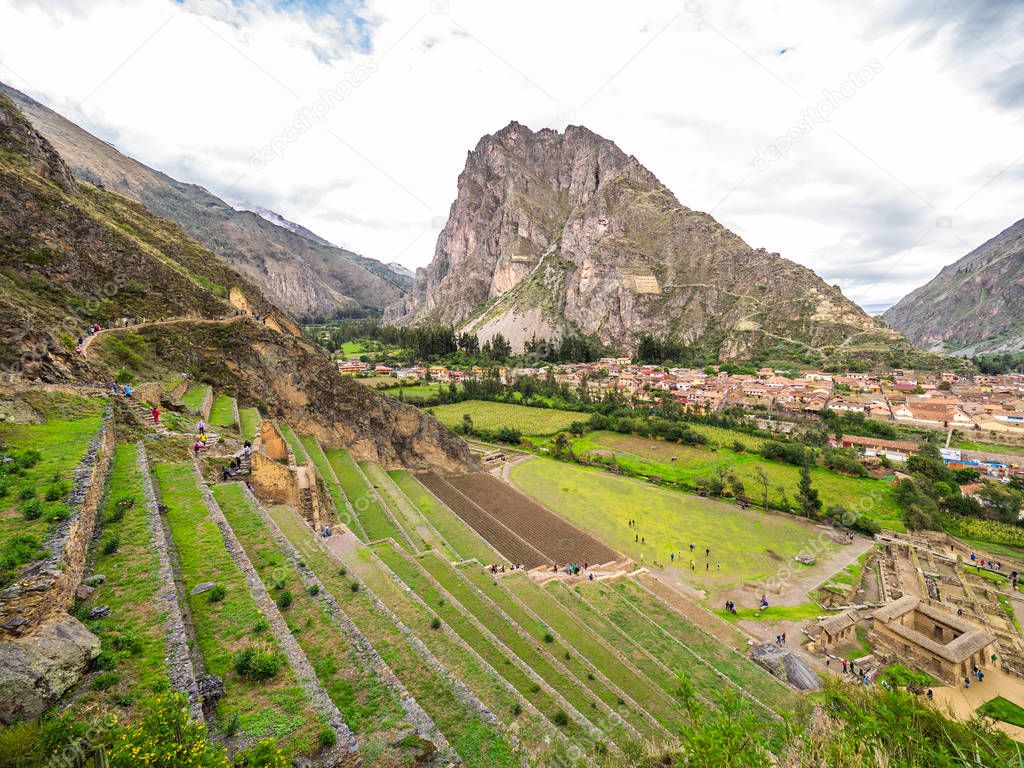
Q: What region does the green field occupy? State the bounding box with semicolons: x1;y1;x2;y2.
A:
238;407;261;442
509;457;834;589
426;400;586;435
978;696;1024;728
208;394;236;430
573;431;904;531
181;383;210;413
955;440;1024;456
377;384;446;402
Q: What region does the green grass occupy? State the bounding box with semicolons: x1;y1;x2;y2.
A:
426;401;586;436
208;394;237;430
389;471;498;564
510;457;834;589
211;483;416;765
360;462;449;556
0;406;104;576
238;407;261;442
377;384;446;402
978;696;1024;728
277;422;309;463
372;543;598;739
955;440;1024;456
265;504;522;768
182;384;210;413
573;431;904;530
715;602;823;623
153;462;318;752
68;444;169;720
326;450;403;543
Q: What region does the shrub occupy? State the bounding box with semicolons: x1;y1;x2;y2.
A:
18;486;36;501
234;646;284;682
350;582;359;593
15;449;41;469
511;703;522;717
338;567;347;576
276;590;292;610
94;651;117;670
19;498;42;520
102;536;120;556
44;480;71;501
430;617;441;630
207;585;227;603
252;617;270;634
307;584;319;596
543;632;554;643
553;710;569;727
111;630;144;655
273;579;285;590
225;711;241;737
46;504;71;523
319;728;337;748
92;671;121;690
0;479;9;498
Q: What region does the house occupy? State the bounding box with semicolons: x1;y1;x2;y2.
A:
817;609;861;648
839;435;919;462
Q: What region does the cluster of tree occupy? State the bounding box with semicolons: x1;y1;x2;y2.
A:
973;351;1024;374
759;440;810;466
822;409;900;440
450;413;522;445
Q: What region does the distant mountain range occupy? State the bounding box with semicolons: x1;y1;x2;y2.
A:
885;218;1024;357
387;121;926;368
0;83;411;321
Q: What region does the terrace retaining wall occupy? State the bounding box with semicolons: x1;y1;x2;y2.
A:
0;414;114;638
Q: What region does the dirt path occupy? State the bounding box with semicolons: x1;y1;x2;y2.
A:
80;315;248;356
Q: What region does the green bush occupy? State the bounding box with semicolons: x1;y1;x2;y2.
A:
92;671;121;690
19;498;42;520
276;590;292;610
543;632;554;643
307;584;319;596
553;710;569;727
111;631;144;655
233;646;284;682
18;486;36;501
430;617;441;630
318;728;337;748
225;711;241;737
251;617;270;634
44;480;71;501
207;585;227;603
349;582;359;593
46;504;71;523
102;536;120;556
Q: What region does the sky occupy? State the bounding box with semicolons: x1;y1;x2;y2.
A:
1;0;1022;313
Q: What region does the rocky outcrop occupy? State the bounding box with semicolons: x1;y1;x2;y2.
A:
885;217;1024;356
2;82;408;320
0;614;100;723
749;643;820;691
387;121;908;364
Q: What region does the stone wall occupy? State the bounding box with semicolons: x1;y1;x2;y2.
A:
0;416;115;637
260;421;289;462
250;452;300;507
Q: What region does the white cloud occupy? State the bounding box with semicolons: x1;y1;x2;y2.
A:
0;0;1021;311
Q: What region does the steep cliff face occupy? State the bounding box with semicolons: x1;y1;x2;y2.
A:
387;122;904;363
1;82;409;320
885;218;1024;356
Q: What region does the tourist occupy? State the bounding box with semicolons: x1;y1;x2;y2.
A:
670;552;675;562
842;660;847;673
690;543;695;553
782;632;786;644
193;441;202;458
151;405;160;424
123;383;133;399
716;561;721;571
221;466;230;482
197;419;206;435
927;688;933;700
243;441;252;457
964;677;971;689
705;547;710;557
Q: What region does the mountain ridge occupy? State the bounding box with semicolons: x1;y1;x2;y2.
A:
387;120;919;368
0;82;410;321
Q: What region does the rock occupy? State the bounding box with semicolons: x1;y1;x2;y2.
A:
0;614;100;724
190;581;217;595
75;584;94;600
749;643;820;691
83;574;106;587
87;605;110;620
196;673;224;702
386;120;911;364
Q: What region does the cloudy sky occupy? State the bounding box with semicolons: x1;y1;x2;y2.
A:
1;0;1022;312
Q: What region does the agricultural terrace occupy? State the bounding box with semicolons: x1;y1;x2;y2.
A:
426;400;585;435
0;393;105;586
378;383;446;402
238;406;261;442
181;383;210;413
509;457;835;591
573;431;904;531
208;394;237;430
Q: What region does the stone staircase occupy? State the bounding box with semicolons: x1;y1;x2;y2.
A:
122;395;220;442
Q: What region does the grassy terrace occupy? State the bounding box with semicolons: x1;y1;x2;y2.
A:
574;431;904;530
511;457;832;590
238;407;262;442
389;471;499;564
153;462;319;752
69;444;168;720
211;483;417;766
591;579;805;722
181;383;210;413
360;462;450;556
0;395;104;585
426;400;586;436
208;394;237;430
265;504;523;768
278;422;309;463
501;572;684;731
459;565;665;742
326;449;404;543
373;543;604;740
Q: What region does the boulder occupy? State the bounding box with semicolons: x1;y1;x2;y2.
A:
190;581;217;595
0;614;100;723
75;584;94;600
87;605;110;620
749;643;820;691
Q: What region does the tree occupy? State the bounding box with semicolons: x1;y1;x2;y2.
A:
795;463;821;518
727;474;746;500
460;413;474;435
977;485;1021;524
754;467;770;510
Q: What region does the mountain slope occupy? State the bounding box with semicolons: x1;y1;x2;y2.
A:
1;82;409;320
0;90;470;471
884;218;1024;356
386;121;911;366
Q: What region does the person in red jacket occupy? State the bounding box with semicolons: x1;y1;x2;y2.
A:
151;406;160;425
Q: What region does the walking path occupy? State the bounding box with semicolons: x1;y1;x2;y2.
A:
79;315;250;357
931;667;1024;742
